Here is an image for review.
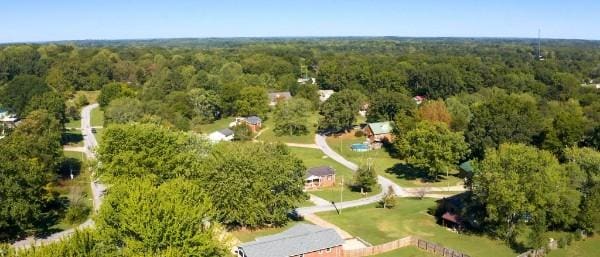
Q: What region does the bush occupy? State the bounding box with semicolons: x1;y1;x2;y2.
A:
64;204;90;225
354;130;365;137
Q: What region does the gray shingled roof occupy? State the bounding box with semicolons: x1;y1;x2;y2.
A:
218;128;234;136
246;116;262;125
307;166;335;177
237;224;343;257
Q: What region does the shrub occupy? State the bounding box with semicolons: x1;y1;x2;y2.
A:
64;204;90;225
354;130;365;137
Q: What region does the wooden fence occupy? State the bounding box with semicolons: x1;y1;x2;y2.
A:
343;236;471;257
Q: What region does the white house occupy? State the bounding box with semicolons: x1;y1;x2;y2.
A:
318;90;335;102
208;128;234;142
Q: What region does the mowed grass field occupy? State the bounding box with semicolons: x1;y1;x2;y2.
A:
546;236;600;257
372;247;439;257
317;198;518;257
91;107;104;127
257;112;320;144
326;133;464;188
288;147;380;202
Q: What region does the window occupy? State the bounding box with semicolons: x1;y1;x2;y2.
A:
318;249;324;254
326;248;332;253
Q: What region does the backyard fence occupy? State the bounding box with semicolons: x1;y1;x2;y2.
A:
343;236;471;257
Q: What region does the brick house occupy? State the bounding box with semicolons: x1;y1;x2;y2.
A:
236;224;344;257
364;121;393;144
234;116;263;133
305;166;336;189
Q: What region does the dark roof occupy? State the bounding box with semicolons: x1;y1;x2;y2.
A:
218;128;234;136
237;224;343;257
307;166;335;177
246;116;262;125
459;161;474;173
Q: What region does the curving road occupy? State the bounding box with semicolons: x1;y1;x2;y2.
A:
12;104;105;249
295;134;462;216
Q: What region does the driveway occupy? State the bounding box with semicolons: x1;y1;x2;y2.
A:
12;103;104;249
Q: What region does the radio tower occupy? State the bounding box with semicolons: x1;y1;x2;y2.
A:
537;29;544;61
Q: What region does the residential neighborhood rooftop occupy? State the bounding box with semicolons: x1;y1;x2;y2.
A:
218;128;234;137
307;166;336;177
367;121;393;135
245;116;262;125
237;224;343;257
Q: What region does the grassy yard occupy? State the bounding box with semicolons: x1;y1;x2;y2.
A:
373;247;439;257
230;221;308;243
73;90;100;104
317;199;518;257
257;112;320;144
197;117;233;134
289;147;380;202
326;133;464;188
51;151;92;231
65;118;81;129
546;236;600;257
91;108;104;127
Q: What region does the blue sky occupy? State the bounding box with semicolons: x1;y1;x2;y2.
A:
1;0;599;43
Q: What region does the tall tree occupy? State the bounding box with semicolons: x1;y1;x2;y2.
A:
319;89;365;132
273;98;313;136
416;99;452;126
472;144;580;241
234;86;268;117
202;142;305;228
564;147;600;233
395;121;469;179
97;178;228;256
366;89;415;122
0;75;51;116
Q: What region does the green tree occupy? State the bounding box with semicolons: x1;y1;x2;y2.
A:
396;121;469;179
367;89;415;122
25;91;67;124
235;86;268;117
188;88;222;123
104;97;144;124
466;91;543;158
379;186;397;209
97;123;209;181
97;178;228;256
446;96;472;131
293;83;320;108
319;90;365;132
273;98;313;136
98;82;135;107
472;144;580;240
202;142;306;228
0;75;51;116
564;147;600;233
353;166;378;193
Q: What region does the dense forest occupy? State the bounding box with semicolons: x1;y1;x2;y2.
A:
1;38;600;256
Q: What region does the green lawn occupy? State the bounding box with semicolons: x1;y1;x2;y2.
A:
546;236;600;257
51;151;92;231
197;117;233;134
289;147;379;202
230;221;308;243
326;134;464;188
373;247;439;257
317;199;518;257
91;108;104;127
65;118;81;129
257;112;320;144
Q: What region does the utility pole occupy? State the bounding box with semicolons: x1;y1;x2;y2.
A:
339;176;344;214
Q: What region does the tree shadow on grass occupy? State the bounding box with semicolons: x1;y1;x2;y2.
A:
386;163;463;183
61;130;83;145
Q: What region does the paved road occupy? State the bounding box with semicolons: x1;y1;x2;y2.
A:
295;134;410;216
12;104;104;249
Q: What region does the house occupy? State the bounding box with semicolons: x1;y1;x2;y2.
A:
318;90;335;102
233;116;263;133
236;224;344;257
364;121;393;145
208;128;234;142
297;77;316;85
305;166;336;189
268;92;292;106
413;95;426;105
0;108;18;129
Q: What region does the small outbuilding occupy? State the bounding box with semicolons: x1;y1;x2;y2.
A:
208;128;234;142
305;166;336;189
